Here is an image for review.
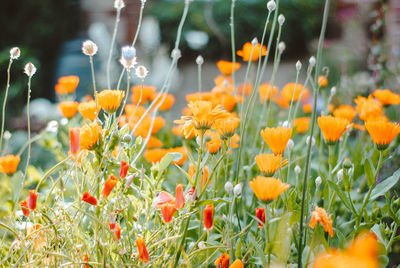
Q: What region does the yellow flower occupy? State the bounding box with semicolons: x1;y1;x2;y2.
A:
78;101;101;121
365;121;400;150
0;155;20;174
214;115;240;139
281;83;309;102
216;60;241;75
309;206;334;237
249;176;290;202
333;105;357;122
58;101;79;118
255;154;288;176
79;123;102;150
96;89;125;113
237;42;267;62
317;116;352;145
372;89;400;106
260;126;292;155
354;95;383;121
293;117;310;134
258;83;278;102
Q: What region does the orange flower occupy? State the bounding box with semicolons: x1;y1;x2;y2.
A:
237;83;252;96
78;101;101;121
229;259;244;268
188;163;210;190
237;42;267;62
365;121;400;150
20;200;30;217
258;83;278;102
151;92;175;111
206;131;222;154
255;207;265;227
214;116;240;139
58;101;79;118
260;126;292;155
131;85;156;104
333;105;357;122
102;175;118;198
318;75;328;87
28;190;38;210
318;116;352;145
55;75;79;95
146;136;163;148
154;191;175;208
82;192;98;206
255;154;288;176
310;206;333;237
273;94;290;108
294;117;310;134
169;146;187;165
96;89;125;113
303;103;312;113
281;83;309;103
136;237;150;263
217;60;241;75
221;93;238;111
215;253;230;268
355;95;383;121
204;204;214;230
0;154;20;174
120;161;129;178
144;147;187;165
249;176;290;202
69;128;80;154
79;123;101;150
312;232;379;268
109;222;121;240
27;224;46;251
373;89;400;106
175;184;185;209
160;203;176;223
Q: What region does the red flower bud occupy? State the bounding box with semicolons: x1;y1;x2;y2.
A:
160;203;176;223
28;190;38;210
69;128;80;154
256;207;265;227
120;161;129;178
109;222;121;240
203;204;214;230
102;175;118;198
20;200;30;217
136;237;150;263
82;192;98;206
175;184;185;209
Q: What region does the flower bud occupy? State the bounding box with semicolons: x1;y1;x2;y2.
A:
278;14;285;26
135;65;148;79
69;128;80;154
278;42;286;53
114;0;125;9
330;86;336;97
224;181;233;194
306;136;315;146
251;37;258;46
171;48;181;60
309;56;316;67
203;204;214;230
24;62;36;77
28;190;38;210
294;165;301;175
124;174;137;188
296;60;302;71
3;131;12;140
282;120;289;128
337;169;343;182
256;207;265;227
82;40;98;56
233;183;242;196
175;184;185;209
10;47;20;60
267;0;276;12
120;161;129;178
286;139;294;151
315;176;322;187
196;55;204;65
343;158;352;169
198;241;206;249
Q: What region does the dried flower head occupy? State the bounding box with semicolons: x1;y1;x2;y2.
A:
135;65;149;80
10;47;20;59
24;62;36;77
114;0;125;10
196;55;204;65
267;0;276;11
82;40;98;56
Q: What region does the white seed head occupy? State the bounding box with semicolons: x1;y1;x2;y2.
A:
114;0;125;9
196;55;204;65
278;42;286;53
82;40;98;56
309;56;316;67
282;120;289;128
46;120;58;133
198;241;206;249
294;165;301;175
224;181;233;194
315;176;322;187
120;57;137;70
337;169;344;182
296;60;302;71
251;37;258;46
306;136;315;146
233;183;242;196
171;48;182;60
3;131;12;140
24;62;36;77
278;14;285;26
135;65;148;79
267;0;276;12
10;47;20;59
286;139;294;151
330;86;336;96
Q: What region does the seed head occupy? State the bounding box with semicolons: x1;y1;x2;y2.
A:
196;55;204;65
330;86;336;97
224;182;233;194
82;40;98;56
24;62;36;77
294;165;301;175
267;0;276;12
135;65;148;79
233;183;242;196
315;176;322;187
278;42;286;53
10;47;20;60
286;139;294;151
278;14;285;26
114;0;125;9
309;56;316;67
296;60;302;71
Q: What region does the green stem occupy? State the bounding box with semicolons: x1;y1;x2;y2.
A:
106;7;121;89
0;59;13;153
230;0;237;88
89;55;98;119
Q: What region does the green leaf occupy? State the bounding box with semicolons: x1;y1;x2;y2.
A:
370;169;400;201
157;152;182;172
364;158;375;187
196;198;230;207
327;181;354;213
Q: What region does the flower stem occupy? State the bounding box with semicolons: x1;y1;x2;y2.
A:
0;59;13;153
106;7;121;89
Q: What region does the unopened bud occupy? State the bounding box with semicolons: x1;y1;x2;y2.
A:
282;120;289;128
251;38;258;46
125;174;137;188
114;0;125;9
233;183;242;196
330;86;336;96
171;48;182;60
286;139;294;151
10;47;20;60
267;0;276;12
224;181;233;194
294;165;301;175
3;131;11;140
296;60;302;71
24;62;36;77
278;14;285;26
82;40;98;56
278;42;286;53
196;55;204;65
337;169;343;182
306;136;315;146
121;46;136;60
343;158;352;169
309;56;316;67
198;241;206;249
315;176;322;187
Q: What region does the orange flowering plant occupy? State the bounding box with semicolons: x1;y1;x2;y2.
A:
1;0;400;267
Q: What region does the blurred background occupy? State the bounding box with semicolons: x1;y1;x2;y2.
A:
0;0;399;132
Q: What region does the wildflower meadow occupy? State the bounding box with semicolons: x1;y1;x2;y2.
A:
0;0;399;267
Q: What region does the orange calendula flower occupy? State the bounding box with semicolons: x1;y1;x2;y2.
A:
79;123;101;150
131;85;156;104
255;207;265;227
260;126;292;155
175;184;185;209
237;42;267;62
102;175;118;198
318;75;328;87
206;131;222;154
204;204;214;230
333;105;357;122
237;83;252;96
78;101;100;121
355;95;383;121
55;75;79;95
294;117;310;134
373;89;400;106
310;206;334;237
136;237;150;263
0;154;20;174
28;190;38;211
318;116;352;145
312;232;379;268
249;176;290;202
303;103;312;113
69;128;80;154
151;92;175;111
96;89;125;113
255;154;288;176
214;116;240;139
20;200;30;217
82;192;98;206
58;101;79;118
365;121;400;150
160;203;176;223
215;253;230;268
229;259;244;268
217;60;241;75
258;83;278;102
281;83;309;103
